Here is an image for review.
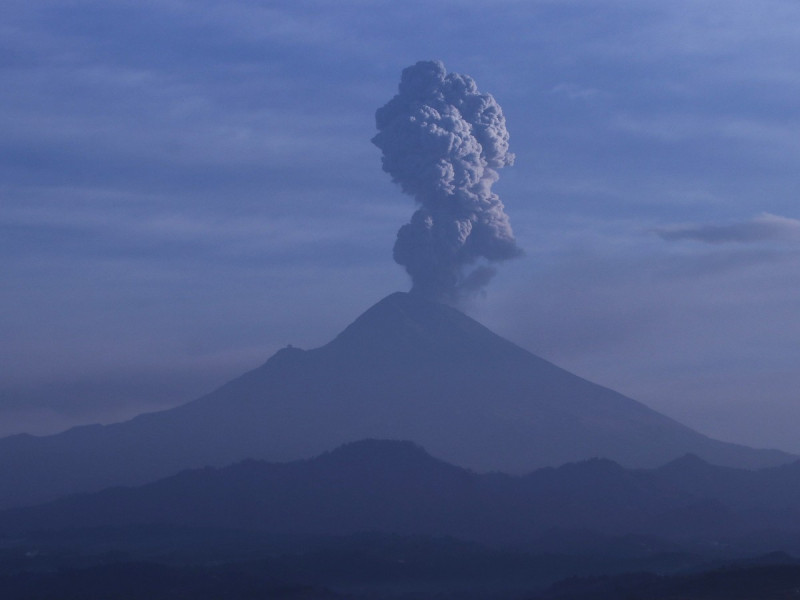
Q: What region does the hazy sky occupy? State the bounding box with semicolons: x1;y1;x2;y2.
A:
2;0;799;454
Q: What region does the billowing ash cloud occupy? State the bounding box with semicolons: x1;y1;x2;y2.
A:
657;213;800;244
373;60;521;303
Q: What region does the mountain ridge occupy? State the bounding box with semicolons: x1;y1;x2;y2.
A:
2;439;799;547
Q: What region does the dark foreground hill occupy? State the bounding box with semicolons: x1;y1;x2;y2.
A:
0;292;792;509
0;562;339;600
3;551;800;600
536;562;800;600
3;439;800;547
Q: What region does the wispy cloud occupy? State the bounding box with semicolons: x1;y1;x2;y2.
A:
656;213;800;244
550;83;604;102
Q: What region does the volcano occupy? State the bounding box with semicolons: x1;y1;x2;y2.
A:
0;292;791;509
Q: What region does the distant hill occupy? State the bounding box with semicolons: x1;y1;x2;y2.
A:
0;292;792;509
3;439;800;546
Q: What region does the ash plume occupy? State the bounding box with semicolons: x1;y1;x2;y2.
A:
373;60;521;303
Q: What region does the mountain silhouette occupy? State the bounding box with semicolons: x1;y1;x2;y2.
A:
0;292;792;508
2;440;800;546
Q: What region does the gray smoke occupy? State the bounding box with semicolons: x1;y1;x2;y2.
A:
373;60;521;303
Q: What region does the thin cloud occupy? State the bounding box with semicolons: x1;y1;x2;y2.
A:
550;83;603;102
657;213;800;244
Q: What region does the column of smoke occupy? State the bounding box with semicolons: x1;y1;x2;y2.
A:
373;60;521;304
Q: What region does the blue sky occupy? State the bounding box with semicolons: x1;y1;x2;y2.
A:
2;0;799;453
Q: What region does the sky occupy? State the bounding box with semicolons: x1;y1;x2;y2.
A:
2;0;799;454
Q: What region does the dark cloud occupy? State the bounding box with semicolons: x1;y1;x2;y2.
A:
657;213;800;244
372;60;521;303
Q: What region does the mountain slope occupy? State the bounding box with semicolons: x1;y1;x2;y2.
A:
0;292;792;508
